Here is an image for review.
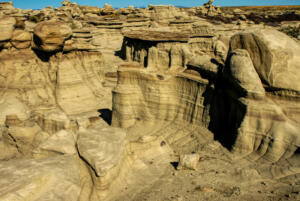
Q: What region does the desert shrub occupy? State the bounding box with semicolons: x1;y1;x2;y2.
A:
69;22;77;29
28;15;39;23
279;25;300;38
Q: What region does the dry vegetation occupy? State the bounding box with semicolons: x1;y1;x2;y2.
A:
221;5;300;12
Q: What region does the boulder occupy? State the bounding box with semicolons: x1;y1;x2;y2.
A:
0;155;81;201
11;29;32;49
101;3;115;15
33;21;72;52
219;29;300;162
177;154;200;170
230;28;300;92
226;49;265;98
0;1;14;10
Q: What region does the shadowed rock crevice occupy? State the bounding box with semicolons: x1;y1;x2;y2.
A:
98;109;112;125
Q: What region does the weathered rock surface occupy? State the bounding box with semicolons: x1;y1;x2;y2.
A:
217;28;300;162
0;155;81;201
0;16;16;42
11;29;32;49
226;49;265;98
3;121;42;155
0;2;300;201
230;28;300;92
33;130;77;157
0;96;30;126
33;21;72;52
77;127;126;199
55;52;105;115
0;1;14;10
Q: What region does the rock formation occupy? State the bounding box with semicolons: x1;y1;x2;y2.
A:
0;1;300;201
222;29;300;162
33;21;72;52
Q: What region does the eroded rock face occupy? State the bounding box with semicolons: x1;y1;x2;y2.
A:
0;155;81;201
220;29;300;162
33;21;72;52
113;28;300;163
112;66;214;129
0;1;14;10
55;52;105;115
121;30;224;72
0;3;300;201
230;28;300;92
77;127;126;198
0;50;57;108
11;29;32;49
0;16;16;42
0;96;30;126
225;49;265;98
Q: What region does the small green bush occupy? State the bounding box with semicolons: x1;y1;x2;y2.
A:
279;25;300;38
28;15;39;23
69;22;77;29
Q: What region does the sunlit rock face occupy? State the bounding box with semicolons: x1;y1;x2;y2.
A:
0;2;300;201
121;29;226;71
112;30;223;129
33;21;72;52
219;28;300;162
112;28;300;163
112;67;213;129
0;16;15;43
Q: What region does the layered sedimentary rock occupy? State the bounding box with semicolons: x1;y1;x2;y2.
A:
220;29;300;162
77;127;126;198
33;21;72;52
55;52;104;115
230;28;300;92
0;2;300;201
0;49;56;108
112;28;300;163
0;155;81;201
121;29;225;73
11;29;32;49
112;66;214;128
0;16;16;45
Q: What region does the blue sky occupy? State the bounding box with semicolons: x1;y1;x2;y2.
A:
1;0;299;9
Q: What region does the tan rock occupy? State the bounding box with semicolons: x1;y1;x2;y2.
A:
79;5;100;14
100;3;115;15
0;16;16;42
77;127;126;196
33;21;72;52
0;50;57;108
2;121;41;155
178;154;200;170
124;30;190;42
226;49;265;98
223;29;300;162
0;96;30;126
0;2;14;10
55;52;104;115
0;155;81;201
5;115;22;126
11;29;32;49
33;130;77;158
34;109;77;134
230;28;300;92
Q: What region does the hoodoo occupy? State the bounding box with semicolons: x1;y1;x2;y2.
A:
0;1;299;201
